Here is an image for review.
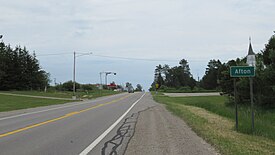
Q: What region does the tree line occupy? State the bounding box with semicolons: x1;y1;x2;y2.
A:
151;59;196;91
0;41;50;90
53;80;143;92
152;32;275;107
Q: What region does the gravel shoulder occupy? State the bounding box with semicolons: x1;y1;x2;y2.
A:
125;103;218;155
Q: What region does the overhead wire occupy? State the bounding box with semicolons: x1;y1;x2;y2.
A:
35;52;179;62
35;52;228;63
92;54;178;62
36;52;71;56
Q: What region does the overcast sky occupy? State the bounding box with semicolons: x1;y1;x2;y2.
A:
1;0;275;90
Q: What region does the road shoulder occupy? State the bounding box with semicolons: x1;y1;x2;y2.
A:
125;103;219;155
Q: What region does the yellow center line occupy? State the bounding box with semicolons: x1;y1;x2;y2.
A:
0;94;131;139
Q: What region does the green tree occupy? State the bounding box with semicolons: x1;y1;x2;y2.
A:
179;59;191;75
262;34;275;65
0;42;50;90
136;84;142;91
218;60;236;96
259;33;275;106
81;84;96;91
152;59;196;90
126;82;131;88
154;64;164;87
165;66;181;88
201;59;222;90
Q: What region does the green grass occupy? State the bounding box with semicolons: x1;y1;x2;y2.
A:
156;86;219;93
83;89;121;99
157;89;219;93
0;91;73;98
153;93;275;155
0;90;120;99
154;94;275;140
0;94;71;112
0;90;121;112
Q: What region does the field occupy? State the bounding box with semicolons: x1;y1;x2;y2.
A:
0;94;71;112
153;93;275;155
0;90;121;112
0;90;120;99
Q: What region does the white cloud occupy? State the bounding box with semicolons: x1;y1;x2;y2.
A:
1;0;275;89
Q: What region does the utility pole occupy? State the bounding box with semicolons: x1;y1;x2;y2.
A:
54;78;57;86
100;72;103;89
99;72;102;96
72;51;92;100
73;51;76;99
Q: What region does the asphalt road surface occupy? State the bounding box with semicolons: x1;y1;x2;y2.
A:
0;92;218;155
0;92;151;155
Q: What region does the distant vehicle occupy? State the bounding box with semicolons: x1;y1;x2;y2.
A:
127;86;134;93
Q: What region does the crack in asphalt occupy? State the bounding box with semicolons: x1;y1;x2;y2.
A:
101;107;153;155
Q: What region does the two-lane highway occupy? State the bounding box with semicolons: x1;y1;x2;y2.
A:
0;92;152;155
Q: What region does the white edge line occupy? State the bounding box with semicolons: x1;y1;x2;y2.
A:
0;93;126;121
79;92;146;155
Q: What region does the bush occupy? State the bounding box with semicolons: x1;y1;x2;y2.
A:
62;80;80;91
81;84;97;91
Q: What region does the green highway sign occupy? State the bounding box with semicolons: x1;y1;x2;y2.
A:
230;66;255;77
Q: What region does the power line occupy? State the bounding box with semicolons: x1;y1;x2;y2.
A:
36;52;179;62
35;52;229;63
92;54;178;62
36;52;71;56
92;54;225;63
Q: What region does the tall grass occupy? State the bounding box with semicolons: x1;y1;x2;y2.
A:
154;95;275;141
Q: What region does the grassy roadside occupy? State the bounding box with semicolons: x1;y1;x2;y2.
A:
0;90;120;99
0;90;121;112
0;94;72;112
153;93;275;155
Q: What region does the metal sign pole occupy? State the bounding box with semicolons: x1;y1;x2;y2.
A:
250;77;254;132
234;78;238;131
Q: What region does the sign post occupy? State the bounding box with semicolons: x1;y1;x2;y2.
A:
230;66;255;131
250;77;254;131
155;83;159;94
234;78;238;131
